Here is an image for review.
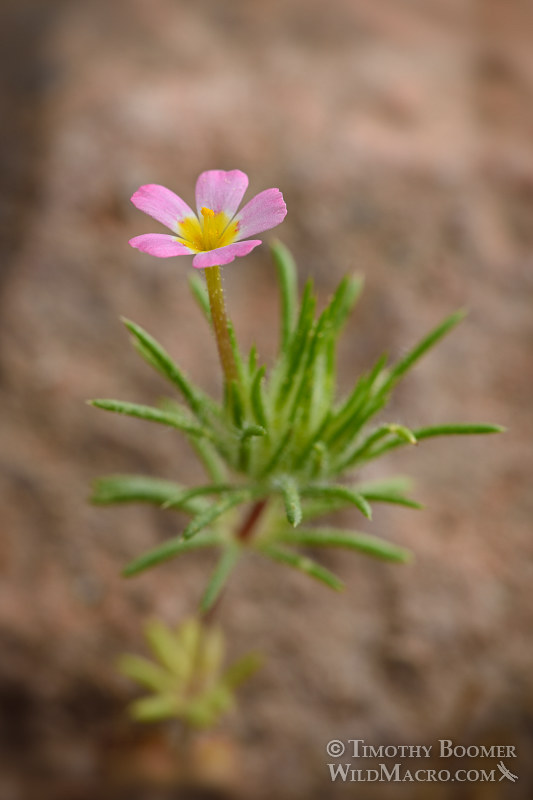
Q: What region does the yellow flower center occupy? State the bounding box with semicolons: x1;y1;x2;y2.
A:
176;207;239;252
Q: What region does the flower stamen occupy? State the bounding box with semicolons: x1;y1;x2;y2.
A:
200;206;216;250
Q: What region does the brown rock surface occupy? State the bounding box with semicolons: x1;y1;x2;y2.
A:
1;0;532;798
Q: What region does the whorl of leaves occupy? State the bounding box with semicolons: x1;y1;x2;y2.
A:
91;241;503;609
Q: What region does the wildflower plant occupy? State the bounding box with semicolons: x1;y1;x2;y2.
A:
91;170;502;725
119;618;260;727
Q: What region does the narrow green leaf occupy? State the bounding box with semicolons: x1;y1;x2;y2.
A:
353;476;414;495
91;475;208;514
324;274;363;339
383;310;466;390
121;318;213;421
226;379;245;428
188;273;211;323
284;307;329;424
258;428;293;478
334;394;390;453
366;422;505;461
309;441;328;479
271;240;298;352
183;493;249;540
415;423;505;438
323;337;336;407
161;483;244;510
278;475;302;527
335;423;410;472
189;686;234;726
301;478;415;521
387;424;417;445
238;425;265;474
200;546;241;613
304;340;333;430
122;532;221;577
355;477;422;509
204;685;234;714
365;351;390;389
301;484;372;520
89;399;210;438
222;653;262;690
248;345;258;375
357;487;423;509
131;338;162;372
195;626;225;679
130;694;181;722
144;620;190;676
250;365;268;428
287;278;349;428
291;274;358;427
176;618;201;658
227;321;246;384
273;280;316;410
330;372;371;432
276;528;412;563
358;491;422;509
260;544;344;591
326;354;388;448
293;412;331;470
118;655;174;692
285;290;316;383
301;497;353;521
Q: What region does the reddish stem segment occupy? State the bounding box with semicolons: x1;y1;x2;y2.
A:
237;499;268;543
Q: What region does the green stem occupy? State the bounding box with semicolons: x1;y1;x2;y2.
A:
204;265;238;384
201;499;268;625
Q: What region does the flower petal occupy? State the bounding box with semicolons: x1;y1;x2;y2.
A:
131;185;196;233
232;188;287;240
195;170;249;219
129;234;194;258
192;240;261;269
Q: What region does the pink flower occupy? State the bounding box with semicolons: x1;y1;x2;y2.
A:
129;170;287;269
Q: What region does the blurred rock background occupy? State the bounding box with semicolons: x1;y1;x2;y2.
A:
0;0;532;798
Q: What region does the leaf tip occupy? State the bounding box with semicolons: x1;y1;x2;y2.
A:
399;550;414;565
121;565;136;579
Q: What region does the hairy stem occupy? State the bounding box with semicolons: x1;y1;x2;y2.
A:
204;265;238;384
200;499;268;626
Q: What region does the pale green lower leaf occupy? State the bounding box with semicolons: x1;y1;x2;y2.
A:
144;619;192;679
222;653;263;690
130;694;182;722
118;654;174;692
